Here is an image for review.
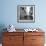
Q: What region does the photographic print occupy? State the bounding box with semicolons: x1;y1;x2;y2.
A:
17;5;35;23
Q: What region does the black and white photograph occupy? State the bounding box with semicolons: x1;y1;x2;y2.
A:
17;5;35;23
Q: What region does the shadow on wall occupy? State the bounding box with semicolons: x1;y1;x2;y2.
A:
0;24;7;43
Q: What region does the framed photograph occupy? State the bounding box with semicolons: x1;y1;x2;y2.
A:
17;5;35;23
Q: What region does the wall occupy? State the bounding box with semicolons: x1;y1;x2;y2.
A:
0;0;46;29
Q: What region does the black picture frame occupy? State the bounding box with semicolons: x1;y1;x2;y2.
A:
17;5;35;23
